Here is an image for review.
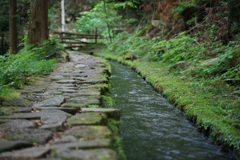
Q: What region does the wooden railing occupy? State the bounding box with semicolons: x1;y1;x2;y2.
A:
54;28;104;49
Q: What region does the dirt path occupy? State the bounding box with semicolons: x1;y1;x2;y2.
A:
0;51;119;160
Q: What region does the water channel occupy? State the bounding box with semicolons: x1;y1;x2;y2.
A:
109;61;235;160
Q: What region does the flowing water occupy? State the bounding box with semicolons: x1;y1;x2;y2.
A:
110;61;235;160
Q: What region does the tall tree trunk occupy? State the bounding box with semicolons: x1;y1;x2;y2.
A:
9;0;17;54
28;0;49;46
228;0;240;36
103;0;112;43
61;0;65;32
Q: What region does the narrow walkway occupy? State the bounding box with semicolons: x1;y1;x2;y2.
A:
0;51;119;160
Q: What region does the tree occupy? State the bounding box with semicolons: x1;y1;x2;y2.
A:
61;0;65;32
228;0;240;36
9;0;17;54
28;0;49;46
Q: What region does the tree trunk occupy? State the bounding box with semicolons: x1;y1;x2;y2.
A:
28;0;49;46
228;0;240;36
61;0;65;32
9;0;17;54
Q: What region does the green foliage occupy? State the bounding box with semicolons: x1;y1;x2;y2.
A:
0;38;58;95
172;1;195;18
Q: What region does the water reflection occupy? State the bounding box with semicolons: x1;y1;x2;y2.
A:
110;61;235;160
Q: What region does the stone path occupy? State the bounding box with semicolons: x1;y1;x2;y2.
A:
0;51;120;160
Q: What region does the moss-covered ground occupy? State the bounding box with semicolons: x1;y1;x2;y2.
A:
95;51;240;157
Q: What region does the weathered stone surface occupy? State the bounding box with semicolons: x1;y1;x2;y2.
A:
33;107;77;114
12;107;32;113
41;114;68;131
64;126;112;140
0;120;37;132
0;140;33;153
3;128;52;144
0;96;33;107
68;113;104;126
81;108;120;120
76;79;104;84
62;103;86;109
56;148;116;160
50;139;111;149
76;88;100;96
0;147;50;159
53;135;78;144
61;89;77;93
0;110;68;120
67;96;100;105
55;80;76;84
75;64;87;68
33;96;65;108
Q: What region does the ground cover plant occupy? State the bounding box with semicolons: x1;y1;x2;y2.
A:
0;38;60;95
85;0;240;155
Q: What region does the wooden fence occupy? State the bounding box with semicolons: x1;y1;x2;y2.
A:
54;28;104;49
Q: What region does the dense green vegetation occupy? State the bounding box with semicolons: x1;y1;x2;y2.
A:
0;0;240;157
71;0;240;155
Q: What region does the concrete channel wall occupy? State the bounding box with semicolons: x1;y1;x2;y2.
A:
0;51;122;160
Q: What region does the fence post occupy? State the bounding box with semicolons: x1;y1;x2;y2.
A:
95;28;97;44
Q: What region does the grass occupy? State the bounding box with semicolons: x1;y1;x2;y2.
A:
96;51;240;156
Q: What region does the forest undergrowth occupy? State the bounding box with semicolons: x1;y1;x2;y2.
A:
73;0;240;155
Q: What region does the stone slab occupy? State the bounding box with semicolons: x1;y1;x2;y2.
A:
41;114;68;131
68;113;104;126
3;128;52;144
0;120;37;132
33;95;65;108
0;147;50;159
81;108;120;120
33;106;77;114
62;103;86;109
53;135;78;144
64;126;112;140
67;96;100;105
0;140;33;153
50;139;111;150
56;148;116;160
0;110;68;120
55;80;76;84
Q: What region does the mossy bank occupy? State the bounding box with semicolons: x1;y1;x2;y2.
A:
95;52;240;158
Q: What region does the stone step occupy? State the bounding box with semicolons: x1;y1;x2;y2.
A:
81;108;120;120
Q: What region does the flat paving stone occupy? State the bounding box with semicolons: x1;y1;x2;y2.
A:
67;96;100;105
0;140;33;153
0;110;68;120
50;139;111;150
53;135;78;144
62;103;86;109
0;97;33;107
64;126;112;140
3;128;52;144
75;64;87;68
0;119;37;132
33;106;77;114
12;107;33;113
56;148;116;160
55;80;76;84
33;95;65;108
61;89;77;93
0;147;50;159
68;113;104;126
76;88;100;96
81;108;120;120
76;79;104;84
41;113;68;131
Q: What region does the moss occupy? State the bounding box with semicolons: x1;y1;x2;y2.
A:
107;118;126;160
95;51;240;156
